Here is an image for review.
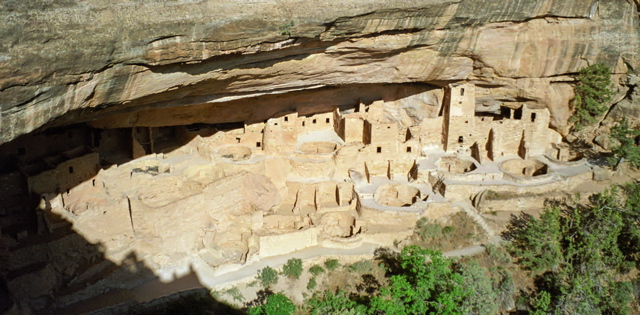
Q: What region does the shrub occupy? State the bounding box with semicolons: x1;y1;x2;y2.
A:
415;217;443;241
248;293;296;315
282;258;303;280
307;277;317;291
347;260;374;273
309;265;325;277
570;63;614;129
224;287;244;302
307;290;367;315
256;266;279;288
324;259;340;271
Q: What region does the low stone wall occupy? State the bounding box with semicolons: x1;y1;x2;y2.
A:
259;228;319;258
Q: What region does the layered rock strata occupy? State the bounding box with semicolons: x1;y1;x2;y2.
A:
1;0;638;144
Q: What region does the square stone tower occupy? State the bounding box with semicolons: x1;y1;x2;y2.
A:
443;83;476;152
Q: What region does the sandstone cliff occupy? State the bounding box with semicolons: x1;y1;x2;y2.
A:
1;0;638;144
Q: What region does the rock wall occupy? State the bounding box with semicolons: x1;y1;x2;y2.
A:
1;0;638;144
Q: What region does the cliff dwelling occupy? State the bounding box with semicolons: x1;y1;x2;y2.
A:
0;81;599;312
1;0;639;313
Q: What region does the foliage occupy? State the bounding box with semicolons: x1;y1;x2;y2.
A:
223;287;244;302
282;258;303;280
608;119;640;168
306;290;367;315
280;20;294;36
503;188;639;313
248;293;295;315
347;260;374;274
309;265;325;277
369;246;469;315
307;277;317;291
324;259;340;271
502;206;563;274
484;243;512;264
256;266;279;288
415;217;443;241
570;63;614;129
530;290;552;315
458;260;499;315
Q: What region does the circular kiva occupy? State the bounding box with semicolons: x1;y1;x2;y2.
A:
501;159;548;177
374;183;421;207
437;156;478;174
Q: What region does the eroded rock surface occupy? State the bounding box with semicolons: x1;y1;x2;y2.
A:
1;0;638;144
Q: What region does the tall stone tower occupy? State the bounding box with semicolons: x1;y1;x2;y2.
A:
443;83;476;152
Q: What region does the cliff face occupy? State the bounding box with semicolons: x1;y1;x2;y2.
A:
1;0;638;144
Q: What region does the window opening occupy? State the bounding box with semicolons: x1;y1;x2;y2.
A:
377;147;382;153
514;107;523;120
312;119;317;124
284;117;288;122
458;136;464;144
531;113;537;122
256;142;261;148
69;166;74;174
406;147;412;153
326;118;330;123
460;88;465;96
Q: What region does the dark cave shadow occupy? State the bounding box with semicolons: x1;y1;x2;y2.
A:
0;197;245;315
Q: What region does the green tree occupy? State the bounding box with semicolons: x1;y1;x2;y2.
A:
282;258;303;280
570;63;614;129
502;207;563;274
503;189;637;313
306;289;367;315
256;266;278;288
608;119;640;168
458;261;499;315
248;293;296;315
369;246;468;315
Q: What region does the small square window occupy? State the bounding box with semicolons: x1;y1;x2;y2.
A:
284;117;288;122
326;118;330;123
313;119;317;124
406;147;412;153
302;121;305;126
377;147;382;153
256;142;261;148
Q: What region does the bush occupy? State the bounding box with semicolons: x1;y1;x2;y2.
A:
347;260;374;274
324;259;340;271
248;293;296;315
307;277;317;291
256;266;278;288
415;217;443;241
307;290;367;315
570;63;614;129
309;265;325;277
282;258;303;280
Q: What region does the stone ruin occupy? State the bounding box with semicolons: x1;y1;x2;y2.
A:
0;82;597;312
